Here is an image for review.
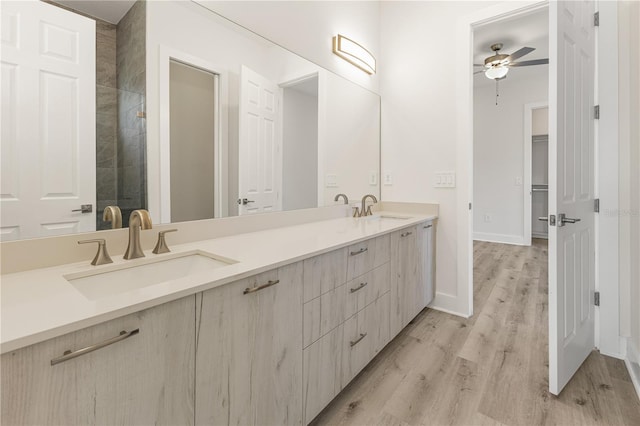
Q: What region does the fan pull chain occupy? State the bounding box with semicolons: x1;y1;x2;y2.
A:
495;79;500;105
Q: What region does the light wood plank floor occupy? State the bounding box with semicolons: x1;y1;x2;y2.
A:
311;239;640;426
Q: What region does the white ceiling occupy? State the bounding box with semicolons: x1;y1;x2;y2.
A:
55;0;136;24
473;8;549;87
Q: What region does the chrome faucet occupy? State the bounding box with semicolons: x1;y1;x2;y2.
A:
360;194;378;217
124;209;152;260
103;205;122;229
334;193;349;204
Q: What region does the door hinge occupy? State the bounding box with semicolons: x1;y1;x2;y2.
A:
594;105;600;119
469;202;472;210
594;291;600;306
594;198;600;213
594;11;600;27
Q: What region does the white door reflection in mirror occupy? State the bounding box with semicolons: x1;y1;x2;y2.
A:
238;65;282;215
0;1;96;241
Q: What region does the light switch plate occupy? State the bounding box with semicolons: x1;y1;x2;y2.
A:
325;174;338;188
434;171;456;188
369;171;378;186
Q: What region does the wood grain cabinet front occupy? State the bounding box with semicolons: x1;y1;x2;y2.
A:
1;296;196;426
195;262;304;426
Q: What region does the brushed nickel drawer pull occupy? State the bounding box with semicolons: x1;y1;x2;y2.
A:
423;224;432;229
51;329;139;366
350;333;367;347
243;279;280;294
401;231;413;237
350;247;368;256
350;282;368;293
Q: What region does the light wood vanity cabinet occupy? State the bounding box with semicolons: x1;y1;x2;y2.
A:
195;262;303;426
1;297;196;426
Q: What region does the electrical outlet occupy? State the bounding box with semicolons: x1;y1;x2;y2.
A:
369;171;378;186
484;214;492;223
383;171;393;186
515;176;523;186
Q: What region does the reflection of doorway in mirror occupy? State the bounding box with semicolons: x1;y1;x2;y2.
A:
169;60;218;223
0;1;96;241
281;74;319;212
238;65;283;215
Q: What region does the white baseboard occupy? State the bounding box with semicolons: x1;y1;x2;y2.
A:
625;338;640;402
429;292;471;318
473;232;526;246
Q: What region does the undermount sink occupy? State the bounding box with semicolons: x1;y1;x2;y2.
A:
367;214;411;221
66;250;237;300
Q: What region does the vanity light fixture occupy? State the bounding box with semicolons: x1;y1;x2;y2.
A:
332;34;376;75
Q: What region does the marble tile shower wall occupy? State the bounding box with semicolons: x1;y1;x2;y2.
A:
116;0;147;225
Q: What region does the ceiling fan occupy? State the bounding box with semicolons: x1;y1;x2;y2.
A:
474;43;549;80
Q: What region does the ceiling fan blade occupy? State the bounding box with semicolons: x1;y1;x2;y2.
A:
509;58;549;67
474;64;485;67
506;47;535;62
473;70;485;75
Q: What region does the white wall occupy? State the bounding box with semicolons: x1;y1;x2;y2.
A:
196;0;380;93
473;73;548;243
379;1;499;316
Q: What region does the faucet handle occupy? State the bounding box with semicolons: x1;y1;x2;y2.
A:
78;239;113;266
352;206;361;218
366;205;373;216
152;229;178;254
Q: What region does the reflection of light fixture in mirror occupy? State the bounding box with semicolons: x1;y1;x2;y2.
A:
485;65;509;79
332;34;376;75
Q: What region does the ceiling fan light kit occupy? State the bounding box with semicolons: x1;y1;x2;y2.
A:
485;66;509;80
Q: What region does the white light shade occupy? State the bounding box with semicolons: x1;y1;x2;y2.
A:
485;66;509;80
332;34;376;75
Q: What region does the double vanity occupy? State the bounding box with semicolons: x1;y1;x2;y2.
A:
1;205;437;425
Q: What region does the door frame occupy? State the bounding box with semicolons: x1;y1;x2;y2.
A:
457;0;548;318
524;101;549;246
156;46;229;223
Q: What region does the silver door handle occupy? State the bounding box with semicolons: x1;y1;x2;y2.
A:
558;213;581;227
51;329;139;365
72;204;93;213
237;198;255;205
538;217;548;221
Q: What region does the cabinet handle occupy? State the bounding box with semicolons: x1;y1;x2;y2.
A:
423;224;432;229
51;329;139;366
350;333;367;347
349;247;368;256
243;279;280;294
350;282;368;293
401;231;413;237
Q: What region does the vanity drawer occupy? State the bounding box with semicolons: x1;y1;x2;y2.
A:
346;234;390;281
303;284;346;348
344;262;390;319
303;248;348;303
341;292;390;387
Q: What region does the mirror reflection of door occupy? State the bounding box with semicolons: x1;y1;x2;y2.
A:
238;65;283;215
169;60;218;222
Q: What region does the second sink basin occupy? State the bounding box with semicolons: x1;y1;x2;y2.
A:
66;250;236;300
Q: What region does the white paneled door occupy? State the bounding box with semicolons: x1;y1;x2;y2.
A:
1;1;96;241
548;0;596;395
238;65;282;215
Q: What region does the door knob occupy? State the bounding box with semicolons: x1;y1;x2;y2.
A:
237;198;255;205
558;213;581;227
72;204;93;213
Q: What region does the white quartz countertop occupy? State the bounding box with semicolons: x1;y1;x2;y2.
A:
1;211;436;354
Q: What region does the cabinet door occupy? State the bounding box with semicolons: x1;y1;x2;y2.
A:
390;226;420;336
1;297;195;426
418;221;436;307
196;262;303;426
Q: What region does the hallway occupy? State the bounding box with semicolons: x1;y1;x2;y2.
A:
312;240;640;425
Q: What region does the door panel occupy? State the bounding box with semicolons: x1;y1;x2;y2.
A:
549;0;596;395
0;1;96;240
238;65;282;214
